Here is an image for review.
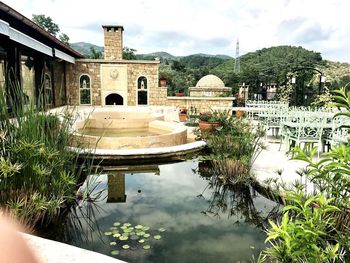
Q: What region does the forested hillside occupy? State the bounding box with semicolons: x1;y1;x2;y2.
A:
70;43;350;96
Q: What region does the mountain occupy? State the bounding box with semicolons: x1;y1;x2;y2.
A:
70;42;233;60
70;42;104;57
192;53;232;60
137;51;177;60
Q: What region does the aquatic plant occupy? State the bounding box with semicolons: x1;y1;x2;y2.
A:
0;77;81;228
104;221;166;257
200;112;265;181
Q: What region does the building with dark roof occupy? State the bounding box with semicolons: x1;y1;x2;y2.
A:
0;1;83;108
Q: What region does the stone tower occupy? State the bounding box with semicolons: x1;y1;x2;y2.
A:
102;25;124;60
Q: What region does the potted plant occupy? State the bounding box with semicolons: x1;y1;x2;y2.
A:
235;95;245;117
175;89;185;97
159;76;167;87
178;108;188;122
198;112;222;133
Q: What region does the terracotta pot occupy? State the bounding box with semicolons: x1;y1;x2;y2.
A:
175;92;185;97
199;121;221;133
179;113;187;122
235;110;245;118
160;79;167;87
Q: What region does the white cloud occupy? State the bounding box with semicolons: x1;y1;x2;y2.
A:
4;0;350;62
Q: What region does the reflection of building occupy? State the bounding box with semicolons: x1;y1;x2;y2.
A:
106;165;160;203
107;172;126;203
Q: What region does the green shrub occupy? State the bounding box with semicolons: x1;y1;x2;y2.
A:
257;86;350;262
0;79;80;228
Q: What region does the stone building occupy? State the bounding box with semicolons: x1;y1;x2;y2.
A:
0;2;83;109
66;25;165;107
1;2;235;113
189;74;231;97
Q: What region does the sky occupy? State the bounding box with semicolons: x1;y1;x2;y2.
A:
4;0;350;62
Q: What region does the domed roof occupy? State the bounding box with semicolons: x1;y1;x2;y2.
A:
196;74;225;88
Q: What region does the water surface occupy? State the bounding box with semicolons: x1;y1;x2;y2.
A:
49;160;278;263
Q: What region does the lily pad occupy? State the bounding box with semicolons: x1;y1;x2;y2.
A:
136;231;146;236
119;236;128;241
130;235;139;240
122;244;130;250
142;226;150;231
154;235;162;240
123;228;133;233
113;233;120;238
143;245;151;250
138;239;145;243
113;222;121;227
158;228;166;232
109;227;117;230
111;250;119;256
135;225;143;229
110;241;117;246
104;232;112;236
123;223;132;227
143;233;150;238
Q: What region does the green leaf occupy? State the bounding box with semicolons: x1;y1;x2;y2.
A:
143;245;151;250
122;244;130;250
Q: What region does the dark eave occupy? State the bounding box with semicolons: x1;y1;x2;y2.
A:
0;1;84;58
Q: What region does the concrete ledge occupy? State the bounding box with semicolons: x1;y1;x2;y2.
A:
23;233;125;263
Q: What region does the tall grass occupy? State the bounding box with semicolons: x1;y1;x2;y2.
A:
0;76;80;229
200;114;265;181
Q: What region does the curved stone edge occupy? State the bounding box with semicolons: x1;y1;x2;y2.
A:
22;233;125;263
68;140;206;159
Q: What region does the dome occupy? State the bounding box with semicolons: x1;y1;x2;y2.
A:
196;74;225;88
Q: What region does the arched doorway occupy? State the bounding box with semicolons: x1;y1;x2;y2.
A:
105;93;123;105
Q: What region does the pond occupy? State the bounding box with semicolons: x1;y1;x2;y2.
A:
45;160;279;263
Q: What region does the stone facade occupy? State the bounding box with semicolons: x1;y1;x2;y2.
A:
158;97;234;112
189;87;231;97
66;59;160;106
103;25;123;60
65;25;235;111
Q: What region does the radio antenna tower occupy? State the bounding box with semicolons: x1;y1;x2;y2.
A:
234;39;240;73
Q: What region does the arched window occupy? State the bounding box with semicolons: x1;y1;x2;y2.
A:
137;76;148;105
105;93;123;105
80;74;91;105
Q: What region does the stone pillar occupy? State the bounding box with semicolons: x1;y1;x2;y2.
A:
102;25;124;60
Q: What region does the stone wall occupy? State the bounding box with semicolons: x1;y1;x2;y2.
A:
66;60;160;106
159;96;234;113
189;87;231;97
127;63;159;106
66;61;101;106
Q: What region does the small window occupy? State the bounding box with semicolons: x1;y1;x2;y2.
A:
44;73;53;105
137;76;148;105
80;74;91;105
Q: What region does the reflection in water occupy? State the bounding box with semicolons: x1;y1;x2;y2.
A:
197;161;280;229
45;161;279;263
106;165;160;203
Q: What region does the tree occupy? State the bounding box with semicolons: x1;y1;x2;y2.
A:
88;47;103;59
59;33;70;45
32;14;60;36
123;47;137;60
32;14;70;45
